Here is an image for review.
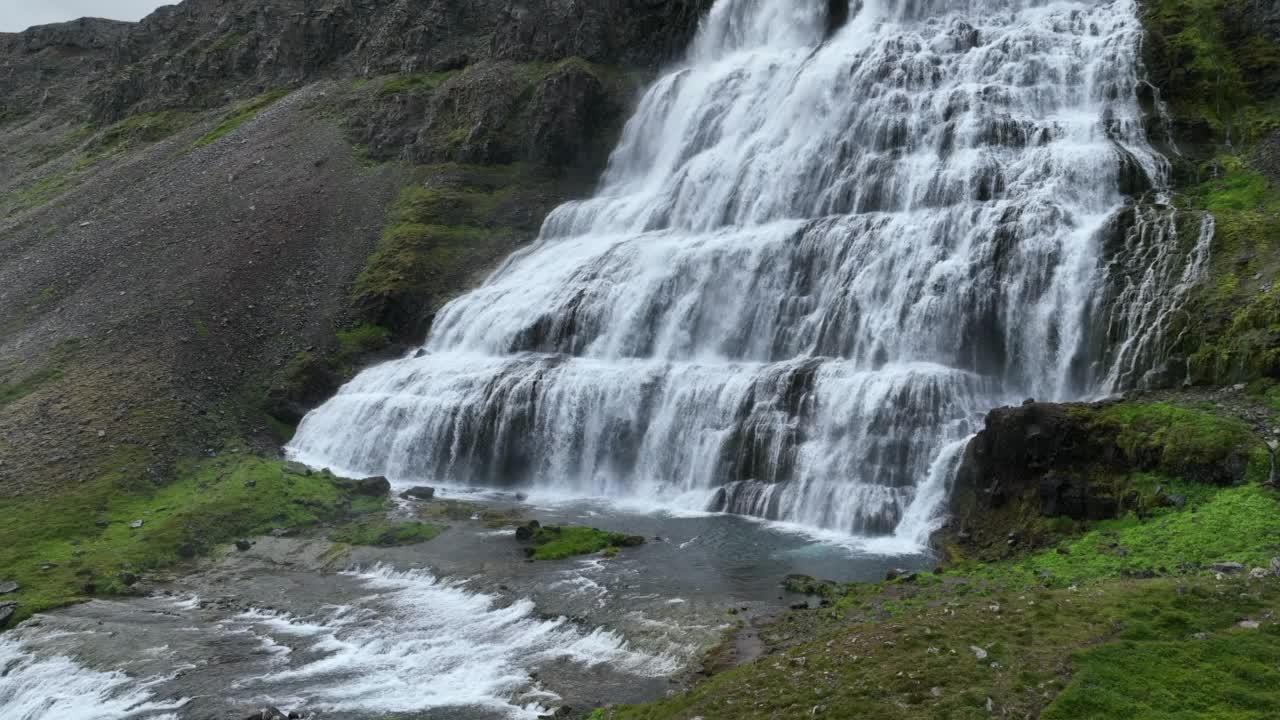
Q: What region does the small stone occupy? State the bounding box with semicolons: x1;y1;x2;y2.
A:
930;686;943;698
130;519;144;529
235;539;253;552
1212;562;1244;574
119;572;138;586
1250;567;1269;580
0;581;17;594
1238;620;1261;630
970;645;988;660
1192;632;1208;640
986;697;994;712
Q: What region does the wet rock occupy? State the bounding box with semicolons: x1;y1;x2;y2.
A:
789;601;810;610
515;520;541;541
130;519;144;529
283;461;312;477
235;539;253;551
1212;561;1244;574
0;580;17;594
400;486;436;501
0;601;15;626
243;708;302;720
610;534;646;547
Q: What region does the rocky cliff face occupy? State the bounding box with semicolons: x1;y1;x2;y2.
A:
1;0;708;122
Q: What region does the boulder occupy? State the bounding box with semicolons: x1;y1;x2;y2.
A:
1212;561;1244;574
400;486;436;501
129;519;144;529
0;601;15;626
0;580;17;594
515;520;541;542
235;539;253;552
348;476;390;497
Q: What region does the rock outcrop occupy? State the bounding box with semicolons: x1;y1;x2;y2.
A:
937;399;1263;560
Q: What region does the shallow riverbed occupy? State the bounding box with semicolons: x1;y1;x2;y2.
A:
0;490;931;720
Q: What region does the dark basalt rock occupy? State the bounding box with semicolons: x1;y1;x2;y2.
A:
0;601;15;626
515;519;541;541
346;476;391;497
400;486;436;500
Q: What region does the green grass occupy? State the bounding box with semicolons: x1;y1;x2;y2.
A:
1010;484;1280;585
192;89;290;148
1044;627;1280;719
526;525;643;560
330;518;443;546
0;452;378;625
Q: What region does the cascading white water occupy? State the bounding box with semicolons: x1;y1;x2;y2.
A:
290;0;1200;542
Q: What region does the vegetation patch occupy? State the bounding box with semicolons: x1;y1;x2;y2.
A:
350;177;525;333
329;518;443;546
521;524;645;560
375;71;457;97
0;451;381;626
1093;401;1264;483
192;89;290;148
96;110;193;154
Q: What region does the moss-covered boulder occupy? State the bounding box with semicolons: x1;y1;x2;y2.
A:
939;400;1266;560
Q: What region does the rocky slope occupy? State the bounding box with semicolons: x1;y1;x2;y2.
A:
0;0;711;499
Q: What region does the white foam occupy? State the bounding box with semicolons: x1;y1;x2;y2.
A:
0;632;188;720
230;564;680;718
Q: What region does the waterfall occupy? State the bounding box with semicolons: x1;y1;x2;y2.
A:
289;0;1197;543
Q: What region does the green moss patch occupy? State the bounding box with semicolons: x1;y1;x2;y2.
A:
193;89;290;148
330;518;443;546
1011;484;1280;584
1094;402;1263;483
524;525;644;560
0;452;379;626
